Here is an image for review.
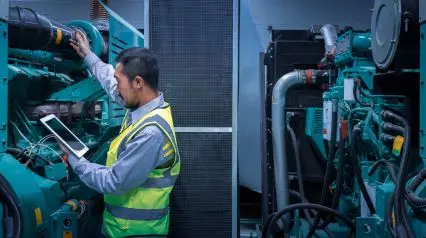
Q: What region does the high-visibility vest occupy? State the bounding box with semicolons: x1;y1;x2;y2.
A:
103;104;180;237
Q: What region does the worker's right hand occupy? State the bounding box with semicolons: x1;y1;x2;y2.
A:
70;31;92;58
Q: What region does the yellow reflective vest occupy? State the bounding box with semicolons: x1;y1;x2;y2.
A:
103;104;180;237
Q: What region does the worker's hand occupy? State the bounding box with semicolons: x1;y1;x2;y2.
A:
70;31;92;58
55;138;72;156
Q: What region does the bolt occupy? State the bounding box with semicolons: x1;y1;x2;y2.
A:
2;140;5;144
422;34;425;40
421;129;424;135
421;81;425;87
421;145;424;151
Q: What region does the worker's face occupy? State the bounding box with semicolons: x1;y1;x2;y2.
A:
114;63;144;109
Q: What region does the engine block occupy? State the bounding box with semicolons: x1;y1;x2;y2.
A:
0;1;144;237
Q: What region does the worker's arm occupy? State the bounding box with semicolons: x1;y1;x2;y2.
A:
70;31;124;106
66;126;165;194
83;52;124;106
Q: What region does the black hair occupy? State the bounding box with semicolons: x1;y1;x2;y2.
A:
115;47;159;90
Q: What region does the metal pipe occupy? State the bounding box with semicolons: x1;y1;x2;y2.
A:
320;24;338;55
272;70;303;213
272;69;329;214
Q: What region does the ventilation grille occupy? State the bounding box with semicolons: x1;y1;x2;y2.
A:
169;133;232;238
314;108;323;134
109;35;128;60
150;0;233;237
89;0;109;20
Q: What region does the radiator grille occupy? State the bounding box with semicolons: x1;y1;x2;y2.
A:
150;1;233;237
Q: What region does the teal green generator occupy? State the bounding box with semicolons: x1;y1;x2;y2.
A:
0;1;144;237
264;0;426;237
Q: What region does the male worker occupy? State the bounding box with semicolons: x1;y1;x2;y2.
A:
62;31;180;238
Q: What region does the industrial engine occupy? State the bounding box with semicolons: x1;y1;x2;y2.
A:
0;1;144;237
263;0;426;237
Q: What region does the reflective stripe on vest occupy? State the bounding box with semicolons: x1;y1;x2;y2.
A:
103;105;179;237
105;204;169;221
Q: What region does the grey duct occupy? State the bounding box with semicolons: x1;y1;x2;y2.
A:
272;69;329;213
320;24;338;55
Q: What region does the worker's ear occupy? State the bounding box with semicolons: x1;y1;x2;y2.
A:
133;76;144;89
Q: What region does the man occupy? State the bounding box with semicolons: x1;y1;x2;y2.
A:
63;31;180;238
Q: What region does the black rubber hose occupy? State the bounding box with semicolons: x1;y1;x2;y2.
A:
262;203;355;238
387;192;397;237
382;110;414;238
0;174;22;238
368;159;398;237
382;122;405;135
406;169;426;207
286;121;326;238
368;159;398;183
350;128;376;215
318;132;346;229
262;190;309;238
306;100;338;238
286;122;312;221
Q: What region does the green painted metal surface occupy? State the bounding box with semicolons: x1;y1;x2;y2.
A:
291;25;426;238
0;20;7;153
0;2;145;237
305;107;327;160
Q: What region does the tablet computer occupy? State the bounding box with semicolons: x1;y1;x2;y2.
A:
40;114;89;158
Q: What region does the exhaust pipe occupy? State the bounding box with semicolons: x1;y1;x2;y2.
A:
272;69;329;216
320;24;338;55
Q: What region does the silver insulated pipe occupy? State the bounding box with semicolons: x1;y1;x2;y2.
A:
272;69;329;214
320;24;338;55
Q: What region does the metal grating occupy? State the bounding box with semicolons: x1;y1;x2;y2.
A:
150;1;233;128
150;1;233;237
169;133;232;238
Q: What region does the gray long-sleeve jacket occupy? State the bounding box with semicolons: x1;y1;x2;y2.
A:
67;52;173;195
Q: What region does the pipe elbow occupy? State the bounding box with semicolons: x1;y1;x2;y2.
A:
272;71;303;104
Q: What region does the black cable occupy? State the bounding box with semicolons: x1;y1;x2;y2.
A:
0;174;22;238
406;169;426;207
368;159;398;183
286;120;326;238
286;120;312;221
6;147;54;165
319;132;346;229
368;159;398;237
306;100;338;238
263;203;355;238
386;191;397;237
353;79;371;107
382;122;405;135
350;127;376;215
382;111;414;238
